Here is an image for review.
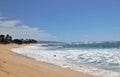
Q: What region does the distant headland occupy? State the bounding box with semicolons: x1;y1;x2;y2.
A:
0;34;37;44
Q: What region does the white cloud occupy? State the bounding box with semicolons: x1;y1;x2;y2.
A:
0;18;57;41
0;20;20;27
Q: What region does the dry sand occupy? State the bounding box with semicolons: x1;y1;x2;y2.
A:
0;44;97;77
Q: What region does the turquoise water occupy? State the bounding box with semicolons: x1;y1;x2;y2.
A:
41;42;120;71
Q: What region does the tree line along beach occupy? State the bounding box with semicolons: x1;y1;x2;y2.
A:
0;34;37;44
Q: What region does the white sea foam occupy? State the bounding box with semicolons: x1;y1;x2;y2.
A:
11;44;120;77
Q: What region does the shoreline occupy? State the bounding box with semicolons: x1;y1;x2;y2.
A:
11;44;120;77
0;44;96;77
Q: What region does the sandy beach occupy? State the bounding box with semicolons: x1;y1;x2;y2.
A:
0;44;96;77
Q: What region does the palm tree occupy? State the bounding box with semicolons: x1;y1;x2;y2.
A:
0;34;5;43
5;34;12;43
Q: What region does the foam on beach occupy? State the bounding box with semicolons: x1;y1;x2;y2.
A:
11;44;120;77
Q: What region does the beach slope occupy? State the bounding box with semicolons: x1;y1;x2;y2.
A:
0;44;96;77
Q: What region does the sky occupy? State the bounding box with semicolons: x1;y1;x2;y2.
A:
0;0;120;42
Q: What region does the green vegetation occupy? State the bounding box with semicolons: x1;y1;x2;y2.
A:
0;34;37;44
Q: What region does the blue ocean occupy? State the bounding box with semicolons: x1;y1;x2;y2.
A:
11;41;120;77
